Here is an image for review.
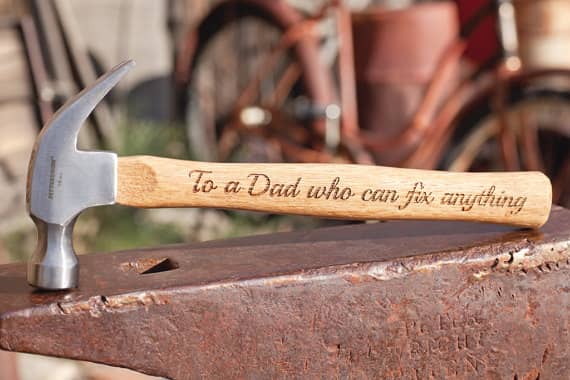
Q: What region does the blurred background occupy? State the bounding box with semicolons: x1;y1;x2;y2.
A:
0;0;568;378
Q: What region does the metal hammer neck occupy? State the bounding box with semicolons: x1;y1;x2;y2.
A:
27;218;79;290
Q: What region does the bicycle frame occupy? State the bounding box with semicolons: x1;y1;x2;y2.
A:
176;0;569;172
353;0;570;170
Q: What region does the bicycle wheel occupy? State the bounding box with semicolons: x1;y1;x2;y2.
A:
442;71;570;207
175;0;335;162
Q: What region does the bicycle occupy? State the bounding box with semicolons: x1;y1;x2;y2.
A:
175;0;570;207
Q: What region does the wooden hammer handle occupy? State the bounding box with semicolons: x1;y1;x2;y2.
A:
117;156;552;228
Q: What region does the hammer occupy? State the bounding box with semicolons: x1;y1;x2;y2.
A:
26;60;552;290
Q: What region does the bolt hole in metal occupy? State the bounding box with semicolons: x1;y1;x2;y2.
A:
120;257;179;275
141;258;179;274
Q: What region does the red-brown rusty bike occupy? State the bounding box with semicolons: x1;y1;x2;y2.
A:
175;0;570;207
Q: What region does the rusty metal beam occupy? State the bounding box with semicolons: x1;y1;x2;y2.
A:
1;207;570;379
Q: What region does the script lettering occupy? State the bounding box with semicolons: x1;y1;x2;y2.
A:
188;170;218;193
398;182;434;210
185;170;528;216
307;177;354;201
247;173;301;198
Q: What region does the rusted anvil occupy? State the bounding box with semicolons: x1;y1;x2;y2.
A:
1;207;570;379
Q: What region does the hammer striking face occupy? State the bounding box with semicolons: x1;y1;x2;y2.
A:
26;60;552;290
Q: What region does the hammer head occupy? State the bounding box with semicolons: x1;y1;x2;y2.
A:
27;61;134;290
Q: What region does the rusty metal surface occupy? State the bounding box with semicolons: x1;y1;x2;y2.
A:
1;207;570;379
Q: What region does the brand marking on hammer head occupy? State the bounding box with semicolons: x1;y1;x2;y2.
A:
48;156;56;200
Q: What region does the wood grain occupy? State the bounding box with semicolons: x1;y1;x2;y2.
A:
117;155;552;228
